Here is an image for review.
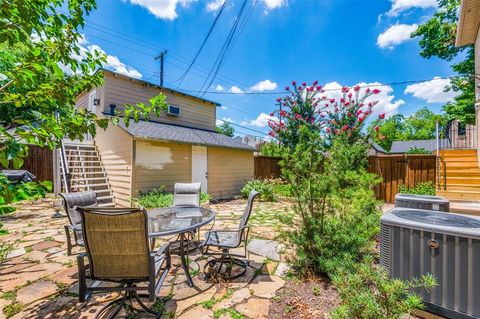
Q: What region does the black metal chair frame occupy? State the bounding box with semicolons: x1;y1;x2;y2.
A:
77;207;171;318
200;190;259;280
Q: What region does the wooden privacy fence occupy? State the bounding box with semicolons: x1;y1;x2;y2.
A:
254;156;282;179
254;154;436;204
368;154;436;204
1;145;54;182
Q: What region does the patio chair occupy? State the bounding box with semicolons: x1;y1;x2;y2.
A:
77;207;171;318
59;191;98;256
173;182;201;207
154;182;202;254
201;190;260;280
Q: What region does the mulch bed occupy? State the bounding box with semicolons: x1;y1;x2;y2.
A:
268;276;339;319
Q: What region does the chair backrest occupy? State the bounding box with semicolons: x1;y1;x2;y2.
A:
59;191;97;226
78;207;151;280
239;190;260;229
173;183;201;207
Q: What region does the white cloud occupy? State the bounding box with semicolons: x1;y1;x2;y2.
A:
261;0;286;10
377;23;418;49
123;0;195;20
404;77;457;103
207;0;225;12
62;36;142;78
81;43;142;78
230;86;245;94
215;84;224;91
220;105;228;110
216;117;234;126
250;79;278;92
319;81;404;117
386;0;437;17
241;112;278;128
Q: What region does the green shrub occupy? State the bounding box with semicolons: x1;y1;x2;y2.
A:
398;181;435;196
272;180;292;197
331;256;436;319
406;147;433;155
241;179;277;202
278;133;382;277
132;185;211;209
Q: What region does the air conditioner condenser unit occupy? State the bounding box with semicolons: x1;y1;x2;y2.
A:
381;208;480;319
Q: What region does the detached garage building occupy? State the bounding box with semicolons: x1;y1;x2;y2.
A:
73;69;255;207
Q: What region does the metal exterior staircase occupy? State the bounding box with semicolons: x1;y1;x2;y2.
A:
437;149;480;201
58;142;115;207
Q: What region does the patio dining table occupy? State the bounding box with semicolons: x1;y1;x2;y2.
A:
148;206;215;287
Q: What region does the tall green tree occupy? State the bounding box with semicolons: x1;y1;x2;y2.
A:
215;121;234;137
411;0;475;124
368;108;446;151
0;0;166;218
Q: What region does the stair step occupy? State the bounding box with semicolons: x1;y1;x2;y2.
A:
70;177;108;182
97;195;114;200
64;145;97;150
71;183;110;188
65;155;99;158
98;203;116;207
93;189;112;193
67;160;102;163
68;166;104;169
67;171;106;176
442;157;478;162
437;190;480;201
66;150;98;154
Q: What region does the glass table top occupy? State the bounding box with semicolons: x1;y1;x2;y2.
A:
148;206;215;237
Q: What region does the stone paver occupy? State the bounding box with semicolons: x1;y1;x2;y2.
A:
213;288;251;311
249;275;286;298
247;239;283;261
236;298;271;319
0;196;297;318
15;280;58;305
178;305;213;319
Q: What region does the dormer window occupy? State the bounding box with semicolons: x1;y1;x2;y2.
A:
167;105;181;116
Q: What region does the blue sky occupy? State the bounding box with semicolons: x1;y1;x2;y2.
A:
80;0;457;138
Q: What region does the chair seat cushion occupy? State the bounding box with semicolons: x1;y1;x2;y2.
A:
204;231;240;248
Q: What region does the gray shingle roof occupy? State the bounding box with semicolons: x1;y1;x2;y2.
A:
389;139;445;153
119;120;256;151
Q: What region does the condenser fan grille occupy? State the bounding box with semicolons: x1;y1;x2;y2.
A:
393;210;480;228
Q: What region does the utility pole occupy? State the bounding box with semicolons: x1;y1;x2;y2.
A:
155;50;167;86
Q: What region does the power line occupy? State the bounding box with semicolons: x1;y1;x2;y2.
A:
216;118;269;136
174;0;229;87
178;75;464;95
84;21;274;104
199;0;249;94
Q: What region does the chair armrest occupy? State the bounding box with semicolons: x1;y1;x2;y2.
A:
154;243;170;257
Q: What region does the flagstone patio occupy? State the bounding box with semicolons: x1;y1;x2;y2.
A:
0;196;295;319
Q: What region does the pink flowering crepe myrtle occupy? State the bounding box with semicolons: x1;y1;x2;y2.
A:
268;81;385;145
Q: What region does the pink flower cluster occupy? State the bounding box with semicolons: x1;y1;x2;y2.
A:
267;80;383;140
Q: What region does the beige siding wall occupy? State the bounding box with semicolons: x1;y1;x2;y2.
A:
95;125;133;207
133;140;192;195
207;147;254;199
74;85;106;117
103;73;216;130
